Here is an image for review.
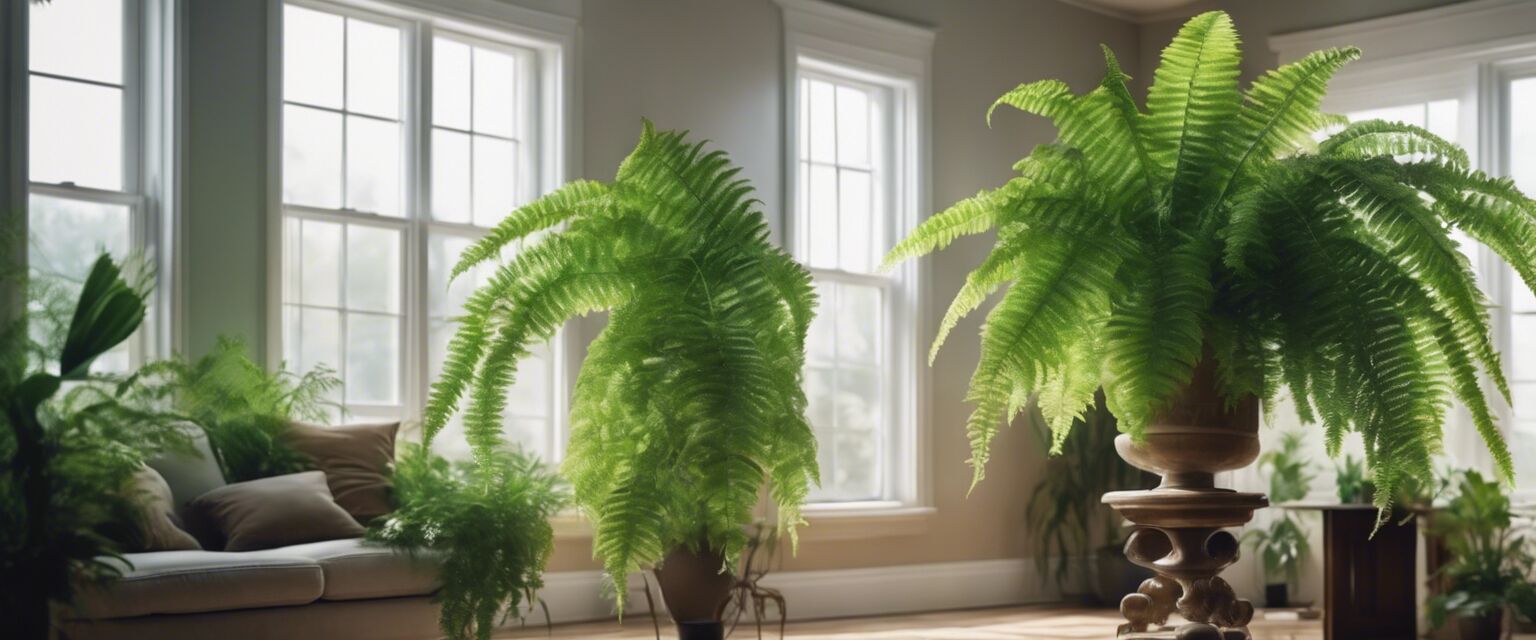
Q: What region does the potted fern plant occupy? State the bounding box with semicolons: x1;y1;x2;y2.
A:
884;10;1535;625
424;122;818;639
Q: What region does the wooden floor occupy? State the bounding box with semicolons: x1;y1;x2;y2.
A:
500;606;1322;639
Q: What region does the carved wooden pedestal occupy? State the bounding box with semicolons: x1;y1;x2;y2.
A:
1101;355;1268;640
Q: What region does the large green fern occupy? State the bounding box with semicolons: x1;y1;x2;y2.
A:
424;122;818;606
886;11;1536;518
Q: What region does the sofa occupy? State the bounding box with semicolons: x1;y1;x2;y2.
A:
58;429;443;640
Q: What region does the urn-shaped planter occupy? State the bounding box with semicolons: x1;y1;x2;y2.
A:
653;546;735;640
1103;351;1268;639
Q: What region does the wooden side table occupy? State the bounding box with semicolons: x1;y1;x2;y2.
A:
1279;503;1417;640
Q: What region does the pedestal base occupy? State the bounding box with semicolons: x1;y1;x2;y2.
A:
1105;488;1267;639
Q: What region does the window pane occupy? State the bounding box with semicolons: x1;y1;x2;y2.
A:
346;18;400;119
1515;382;1536;422
473;47;516;138
1513;285;1536;315
433;38;472;130
428;234;479;316
506;342;551;415
30;76;123;190
346;313;399;404
473;136;517;227
1511;78;1536;194
432;129;473;223
283;4;344;109
284;105;343;208
838;169;873;273
346;225;400;314
1426;99;1459;142
345;116;401;216
1514;315;1536;381
836;85;870;168
299;219;342;307
30;0;122;85
835;283;880;364
798;78;810;162
28;194;131;282
807;280;835;364
808;79;836;163
833;366;882;499
807;163;838;269
296;306;342;380
1348;104;1425;128
505;417;549;458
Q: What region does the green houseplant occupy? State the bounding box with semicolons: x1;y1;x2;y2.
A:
1024;392;1148;603
424;122;818;638
1244;431;1313;607
1334;454;1374;505
1;255;186;640
366;444;567;640
113;337;340;482
883;10;1534;518
1427;471;1536;640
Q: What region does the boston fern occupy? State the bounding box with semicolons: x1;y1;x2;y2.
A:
424;122;819;603
884;11;1536;514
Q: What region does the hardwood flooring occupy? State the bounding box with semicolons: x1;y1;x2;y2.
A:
499;606;1323;639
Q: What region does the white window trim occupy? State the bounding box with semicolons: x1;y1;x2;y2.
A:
780;0;934;526
264;0;579;452
18;0;182;363
1271;0;1536;499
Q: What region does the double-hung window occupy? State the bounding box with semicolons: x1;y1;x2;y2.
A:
27;0;174;368
782;0;932;510
278;1;571;460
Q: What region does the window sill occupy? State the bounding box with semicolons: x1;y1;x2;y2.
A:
797;501;935;541
548;503;937;541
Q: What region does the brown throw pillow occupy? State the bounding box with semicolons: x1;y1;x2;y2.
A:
283;421;398;524
190;471;364;551
123;466;202;552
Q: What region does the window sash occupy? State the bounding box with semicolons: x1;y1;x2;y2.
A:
277;0;565;460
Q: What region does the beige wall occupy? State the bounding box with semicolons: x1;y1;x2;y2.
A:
547;0;1139;573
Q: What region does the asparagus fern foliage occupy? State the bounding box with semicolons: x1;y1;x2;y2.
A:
883;11;1536;517
423;122;819;606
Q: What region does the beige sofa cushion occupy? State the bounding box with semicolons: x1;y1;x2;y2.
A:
123;466;201;552
190;471;365;551
71;549;323;619
283;421;399;524
279;539;439;600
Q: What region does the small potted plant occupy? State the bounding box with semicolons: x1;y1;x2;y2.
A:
424;122;818;639
1334;454;1375;505
1024;392;1152;604
1427;471;1536;640
1244;432;1313;608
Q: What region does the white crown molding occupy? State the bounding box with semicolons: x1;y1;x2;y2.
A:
526;558;1063;626
1269;0;1536;64
776;0;934;62
1053;0;1219;25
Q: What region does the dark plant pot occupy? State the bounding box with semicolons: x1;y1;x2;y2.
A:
1264;583;1289;608
1455;612;1503;640
1092;547;1156;606
675;620;725;640
653;545;735;632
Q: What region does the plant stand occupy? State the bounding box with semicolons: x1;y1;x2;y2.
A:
1100;356;1269;640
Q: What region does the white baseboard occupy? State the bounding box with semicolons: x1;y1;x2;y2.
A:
528;558;1060;626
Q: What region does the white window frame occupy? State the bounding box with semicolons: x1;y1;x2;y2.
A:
1271;0;1536;499
266;0;578;456
780;0;933;529
19;0;181;363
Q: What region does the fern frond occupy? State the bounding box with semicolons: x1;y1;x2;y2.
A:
451;180;611;279
1320;120;1469;168
1144;10;1242;215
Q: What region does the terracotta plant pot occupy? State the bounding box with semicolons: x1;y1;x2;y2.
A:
653;545;735;640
